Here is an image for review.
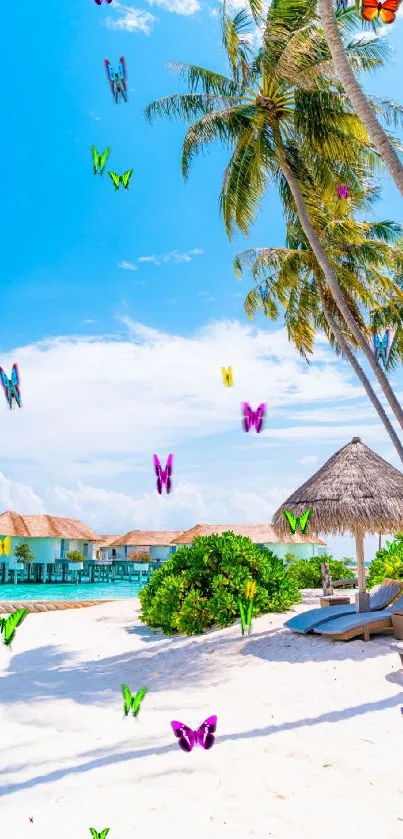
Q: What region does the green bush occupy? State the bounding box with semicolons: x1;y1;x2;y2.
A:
139;532;301;635
284;553;354;589
66;550;84;563
367;533;403;587
13;543;35;563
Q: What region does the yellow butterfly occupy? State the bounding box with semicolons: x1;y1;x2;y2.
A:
221;366;233;387
0;536;11;557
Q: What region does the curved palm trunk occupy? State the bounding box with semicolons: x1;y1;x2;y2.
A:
272;129;403;431
317;0;403;197
316;279;403;462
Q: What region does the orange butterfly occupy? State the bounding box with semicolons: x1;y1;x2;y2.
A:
361;0;401;22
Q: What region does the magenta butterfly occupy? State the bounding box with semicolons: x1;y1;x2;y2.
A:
153;454;173;494
242;402;266;433
337;184;349;199
171;716;217;752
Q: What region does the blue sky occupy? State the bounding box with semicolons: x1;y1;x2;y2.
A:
2;0;403;559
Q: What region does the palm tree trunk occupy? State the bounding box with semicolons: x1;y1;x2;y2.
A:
316;278;403;462
272;127;403;432
317;0;403;197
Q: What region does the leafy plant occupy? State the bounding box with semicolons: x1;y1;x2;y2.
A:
13;543;34;564
367;534;403;587
66;550;84;564
284;554;354;588
139;532;301;635
128;551;150;563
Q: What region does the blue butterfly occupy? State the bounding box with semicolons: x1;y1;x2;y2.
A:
260;281;269;304
0;363;21;409
373;331;390;367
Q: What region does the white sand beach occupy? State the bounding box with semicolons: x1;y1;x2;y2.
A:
1;594;403;839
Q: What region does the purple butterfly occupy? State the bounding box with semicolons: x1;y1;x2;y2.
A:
337;184;349;199
242;402;266;433
94;0;113;5
153;454;173;494
171;716;217;752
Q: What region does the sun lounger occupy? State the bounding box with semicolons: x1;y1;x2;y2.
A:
312;594;403;641
332;577;358;589
283;579;403;635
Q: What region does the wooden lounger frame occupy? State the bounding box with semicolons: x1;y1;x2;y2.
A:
325;617;393;642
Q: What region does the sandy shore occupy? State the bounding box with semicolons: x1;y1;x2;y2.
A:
1;592;403;839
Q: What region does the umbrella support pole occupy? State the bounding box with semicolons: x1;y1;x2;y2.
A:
354;528;369;613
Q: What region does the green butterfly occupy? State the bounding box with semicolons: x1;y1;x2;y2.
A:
122;684;148;718
108;169;133;190
283;508;312;535
0;608;28;647
89;829;110;839
91;146;111;176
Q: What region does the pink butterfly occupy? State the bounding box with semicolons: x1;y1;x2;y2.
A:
171;716;217;752
337;184;349;199
242;402;266;433
153;454;173;494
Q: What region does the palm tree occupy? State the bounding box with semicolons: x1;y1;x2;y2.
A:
317;0;403;197
248;0;403;196
235;191;403;459
145;1;403;432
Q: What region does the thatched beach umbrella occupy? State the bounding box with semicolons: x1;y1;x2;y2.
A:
271;437;403;612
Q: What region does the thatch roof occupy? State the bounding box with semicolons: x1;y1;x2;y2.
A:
111;530;184;547
0;511;100;540
94;534;121;549
173;523;326;545
271;437;403;537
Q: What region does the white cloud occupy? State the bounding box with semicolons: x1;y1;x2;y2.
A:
298;455;318;465
83;319;97;325
137;249;203;266
0;319;364;468
146;0;201;14
0;473;46;515
0;317;393;543
51;479;289;533
105;3;157;34
118;261;138;271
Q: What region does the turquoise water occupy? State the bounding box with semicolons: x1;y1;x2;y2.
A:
0;581;144;601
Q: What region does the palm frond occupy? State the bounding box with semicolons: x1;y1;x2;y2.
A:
144;93;239;124
166;63;241;96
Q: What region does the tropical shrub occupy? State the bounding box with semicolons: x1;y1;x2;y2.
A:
284;553;354;589
13;543;34;563
138;532;301;635
66;550;84;563
367;534;403;587
128;550;150;563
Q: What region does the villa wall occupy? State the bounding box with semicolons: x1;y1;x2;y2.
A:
260;542;327;560
1;536;94;564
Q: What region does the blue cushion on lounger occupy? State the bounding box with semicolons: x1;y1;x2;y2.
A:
283;580;403;634
313;593;403;637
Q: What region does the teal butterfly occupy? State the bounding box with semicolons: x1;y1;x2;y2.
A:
89;829;110;839
91;146;111;176
108;169;133;190
0;608;28;646
283;508;312;535
122;684;148;717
